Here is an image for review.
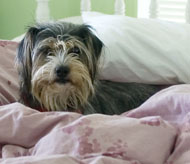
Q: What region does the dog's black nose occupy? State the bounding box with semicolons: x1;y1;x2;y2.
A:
55;66;70;79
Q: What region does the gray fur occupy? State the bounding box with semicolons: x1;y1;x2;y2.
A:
17;21;160;115
83;81;159;114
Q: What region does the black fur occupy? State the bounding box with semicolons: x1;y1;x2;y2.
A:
17;22;160;115
17;22;102;109
83;81;160;114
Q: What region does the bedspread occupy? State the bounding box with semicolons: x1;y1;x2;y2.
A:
0;85;190;164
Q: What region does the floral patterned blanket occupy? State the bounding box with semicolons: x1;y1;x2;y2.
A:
0;85;190;164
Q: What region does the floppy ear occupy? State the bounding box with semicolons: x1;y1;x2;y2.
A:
87;26;103;59
73;24;103;59
71;24;103;82
16;26;40;106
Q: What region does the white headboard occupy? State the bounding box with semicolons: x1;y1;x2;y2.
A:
143;0;190;23
36;0;190;24
36;0;126;23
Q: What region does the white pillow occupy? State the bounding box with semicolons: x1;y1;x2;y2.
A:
82;12;190;84
59;16;83;24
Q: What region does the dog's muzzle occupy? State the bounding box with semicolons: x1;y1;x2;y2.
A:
55;65;70;84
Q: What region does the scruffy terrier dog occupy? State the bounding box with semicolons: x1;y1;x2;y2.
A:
17;22;160;115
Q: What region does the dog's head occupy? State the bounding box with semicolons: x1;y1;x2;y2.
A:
17;22;103;111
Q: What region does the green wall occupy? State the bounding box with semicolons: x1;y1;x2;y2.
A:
0;0;137;40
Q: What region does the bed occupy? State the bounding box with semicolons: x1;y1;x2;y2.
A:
1;0;190;163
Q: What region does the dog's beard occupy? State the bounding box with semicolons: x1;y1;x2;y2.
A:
31;54;94;111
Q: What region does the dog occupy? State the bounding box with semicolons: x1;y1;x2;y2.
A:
16;22;160;115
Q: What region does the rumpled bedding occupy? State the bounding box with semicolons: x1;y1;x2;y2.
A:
0;85;190;164
0;40;19;105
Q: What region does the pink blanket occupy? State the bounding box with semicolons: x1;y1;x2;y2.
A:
0;84;190;164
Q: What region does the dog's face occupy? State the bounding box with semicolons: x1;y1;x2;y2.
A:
17;22;103;111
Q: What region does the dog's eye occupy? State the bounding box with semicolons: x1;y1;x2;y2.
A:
68;47;80;54
47;52;55;57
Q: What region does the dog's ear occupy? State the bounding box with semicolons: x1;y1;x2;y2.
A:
17;26;40;64
16;26;40;106
74;25;103;59
71;24;103;81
